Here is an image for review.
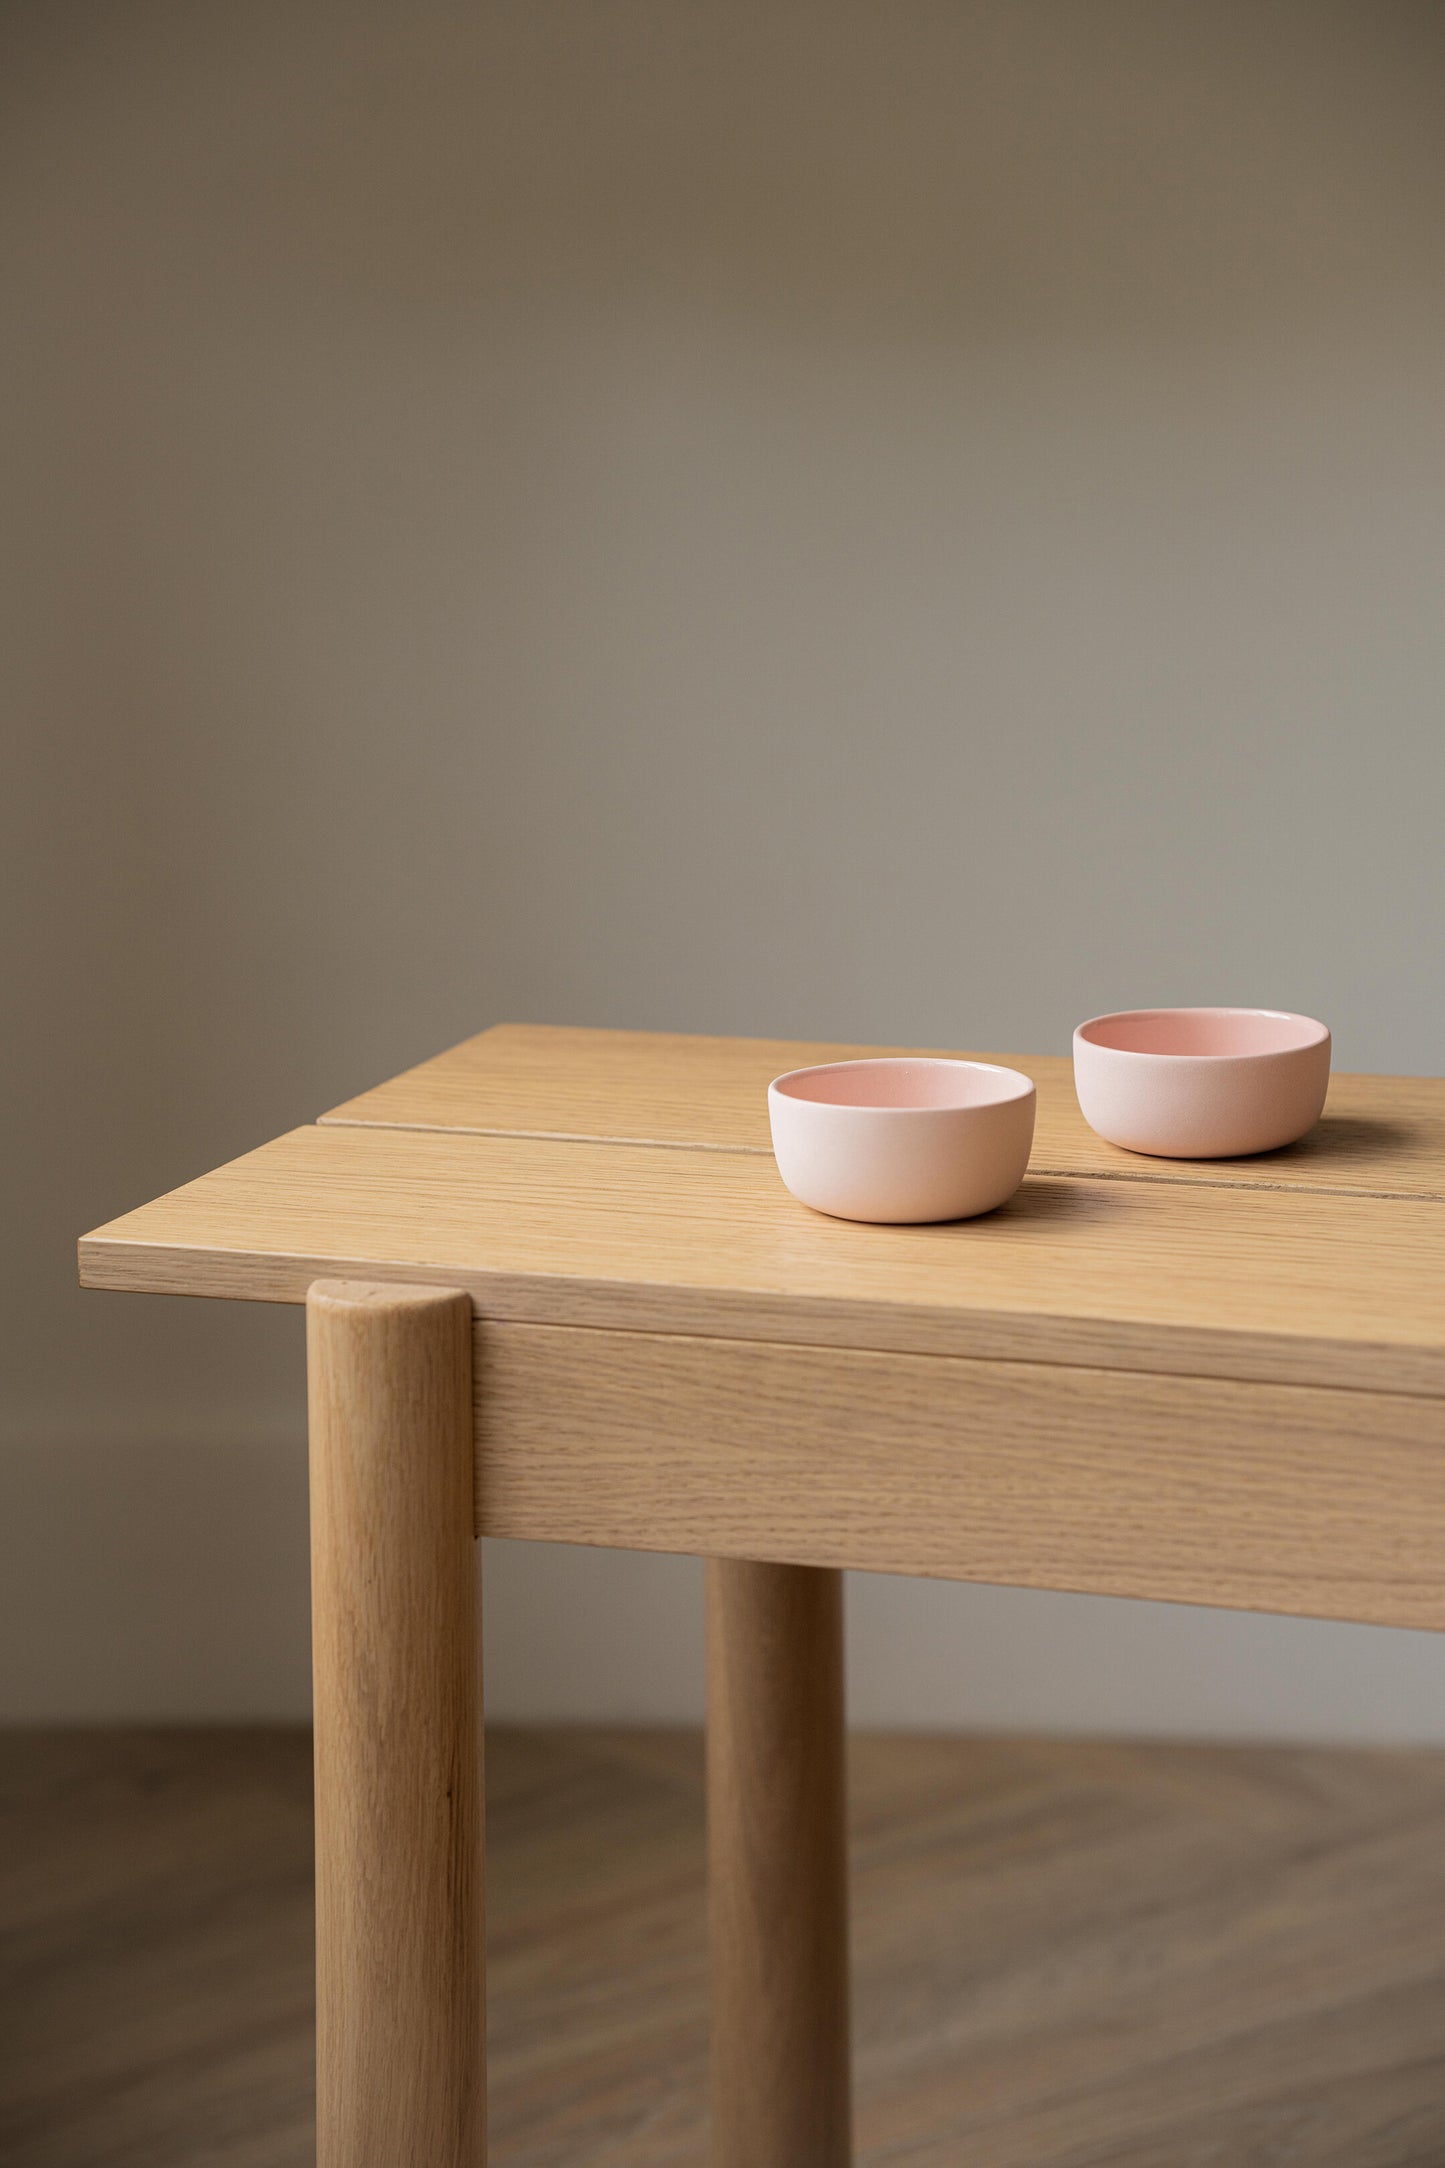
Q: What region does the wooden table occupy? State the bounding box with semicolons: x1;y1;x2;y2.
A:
79;1024;1445;2167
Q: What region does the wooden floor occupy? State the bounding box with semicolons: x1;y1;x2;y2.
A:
4;1728;1445;2167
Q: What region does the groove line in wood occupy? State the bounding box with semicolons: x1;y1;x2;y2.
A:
319;1024;1445;1203
317;1112;1445;1203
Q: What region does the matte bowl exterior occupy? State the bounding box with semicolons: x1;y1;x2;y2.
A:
768;1059;1036;1223
1073;1008;1331;1158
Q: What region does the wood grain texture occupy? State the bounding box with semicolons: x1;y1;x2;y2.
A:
80;1121;1445;1395
9;1727;1445;2168
307;1282;484;2168
476;1323;1445;1630
320;1023;1445;1200
707;1561;851;2168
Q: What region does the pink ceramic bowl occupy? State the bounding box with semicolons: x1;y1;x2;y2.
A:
1073;1008;1331;1159
768;1057;1036;1223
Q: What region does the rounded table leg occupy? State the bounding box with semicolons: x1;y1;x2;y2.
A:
707;1557;852;2168
307;1280;485;2168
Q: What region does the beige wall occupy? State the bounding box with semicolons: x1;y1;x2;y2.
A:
5;0;1444;1732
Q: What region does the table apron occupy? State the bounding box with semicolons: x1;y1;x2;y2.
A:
474;1322;1445;1632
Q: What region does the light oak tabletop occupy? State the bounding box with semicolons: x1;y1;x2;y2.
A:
322;1024;1445;1200
79;1025;1445;1399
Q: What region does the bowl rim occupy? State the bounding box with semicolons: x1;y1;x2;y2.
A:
769;1055;1036;1112
1074;1007;1330;1064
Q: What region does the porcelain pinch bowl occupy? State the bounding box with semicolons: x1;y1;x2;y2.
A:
1072;1007;1331;1159
768;1057;1037;1223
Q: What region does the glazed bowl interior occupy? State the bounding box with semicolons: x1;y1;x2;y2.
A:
771;1058;1031;1111
1076;1009;1328;1060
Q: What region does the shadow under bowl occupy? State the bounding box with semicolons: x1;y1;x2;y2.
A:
1073;1007;1331;1159
768;1057;1036;1223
